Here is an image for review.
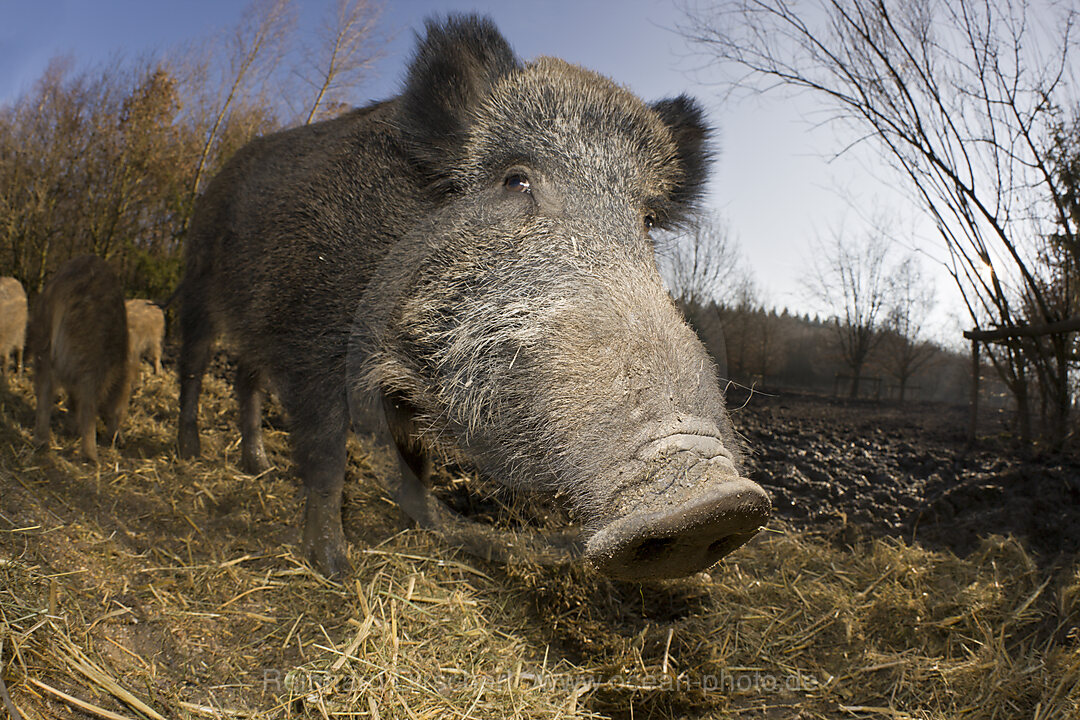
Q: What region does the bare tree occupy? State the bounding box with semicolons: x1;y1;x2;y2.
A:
299;0;383;124
186;0;295;211
881;255;937;401
805;224;890;397
0;0;388;304
659;214;746;309
0;59;203;297
680;0;1080;445
658;214;752;376
0;58;82;293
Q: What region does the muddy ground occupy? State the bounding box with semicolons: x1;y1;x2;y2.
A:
729;388;1080;563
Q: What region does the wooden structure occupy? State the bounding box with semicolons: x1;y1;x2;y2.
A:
963;317;1080;442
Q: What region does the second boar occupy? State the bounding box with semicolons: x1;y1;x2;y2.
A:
0;277;27;375
126;299;165;375
29;255;132;463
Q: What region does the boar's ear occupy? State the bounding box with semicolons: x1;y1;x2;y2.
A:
398;14;520;191
651;95;711;225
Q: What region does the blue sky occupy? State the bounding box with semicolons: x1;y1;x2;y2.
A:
0;0;949;331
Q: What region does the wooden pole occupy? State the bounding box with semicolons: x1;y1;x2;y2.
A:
968;338;980;444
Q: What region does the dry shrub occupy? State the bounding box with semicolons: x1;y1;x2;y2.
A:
0;368;1077;719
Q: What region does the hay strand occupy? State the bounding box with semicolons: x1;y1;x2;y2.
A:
27;678;137;720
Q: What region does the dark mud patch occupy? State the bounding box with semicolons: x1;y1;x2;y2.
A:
730;389;1080;561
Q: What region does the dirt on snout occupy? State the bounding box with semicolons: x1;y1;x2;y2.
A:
730;388;1080;562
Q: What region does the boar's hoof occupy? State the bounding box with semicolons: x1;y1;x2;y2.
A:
585;477;770;581
304;539;351;580
302;494;352;579
241;448;272;475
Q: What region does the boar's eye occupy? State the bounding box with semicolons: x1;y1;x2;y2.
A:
503;172;531;193
644;214;657;231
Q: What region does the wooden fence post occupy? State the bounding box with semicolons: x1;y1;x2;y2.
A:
968;338;980;443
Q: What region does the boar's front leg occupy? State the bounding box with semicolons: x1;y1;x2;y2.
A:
73;380;99;464
284;381;350;578
178;290;214;460
236;361;271;474
382;392;434;486
32;360;55;449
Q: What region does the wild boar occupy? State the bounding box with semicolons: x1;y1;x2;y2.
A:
178;15;770;579
126;299;165;375
29;255;132;463
0;277;27;375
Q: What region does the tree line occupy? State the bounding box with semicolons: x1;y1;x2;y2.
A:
701;301;972;406
659;216;966;406
0;0;381;301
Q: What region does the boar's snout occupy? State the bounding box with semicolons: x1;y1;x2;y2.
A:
585;428;770;580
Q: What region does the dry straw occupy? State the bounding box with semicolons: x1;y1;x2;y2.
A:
0;368;1077;719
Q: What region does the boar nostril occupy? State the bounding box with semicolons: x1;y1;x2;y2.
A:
708;537;733;555
633;536;674;561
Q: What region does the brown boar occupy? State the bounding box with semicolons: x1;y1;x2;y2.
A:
0;277;27;375
178;15;770;579
29;255;132;463
126;299;165;375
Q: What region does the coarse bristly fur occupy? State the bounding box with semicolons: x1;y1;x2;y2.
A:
179;12;742;576
126;299;165;376
28;255;133;463
0;277;27;375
